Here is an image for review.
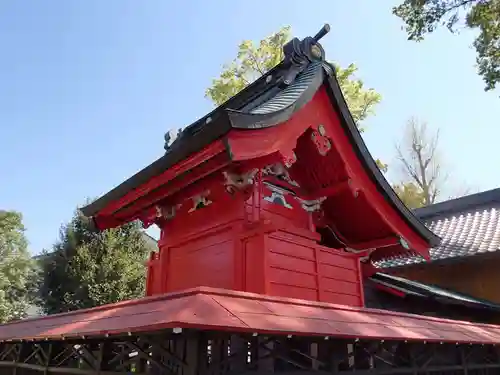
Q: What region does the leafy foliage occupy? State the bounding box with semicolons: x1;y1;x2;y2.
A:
393;0;500;91
393;182;427;209
0;210;37;323
205;26;289;106
205;26;382;126
38;209;155;315
332;63;382;128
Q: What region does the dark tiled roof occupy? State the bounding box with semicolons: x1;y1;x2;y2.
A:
379;188;500;268
369;273;500;311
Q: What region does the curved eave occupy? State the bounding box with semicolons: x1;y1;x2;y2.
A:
323;70;440;249
226;61;326;130
80;120;231;218
226;63;440;252
80;61;311;221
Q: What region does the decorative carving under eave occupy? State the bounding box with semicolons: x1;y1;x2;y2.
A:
348;178;361;198
311;124;332;156
296;197;326;212
263;163;299;187
155;204;182;220
345;247;374;256
263;182;293;209
399;236;410;250
223;169;258;195
359;254;370;263
281;149;297;168
188;191;213;212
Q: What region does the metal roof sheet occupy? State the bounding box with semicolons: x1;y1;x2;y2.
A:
1;287;500;344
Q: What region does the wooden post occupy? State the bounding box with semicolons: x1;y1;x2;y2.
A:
230;335;247;373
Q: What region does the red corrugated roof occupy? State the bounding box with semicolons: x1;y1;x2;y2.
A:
1;287;500;343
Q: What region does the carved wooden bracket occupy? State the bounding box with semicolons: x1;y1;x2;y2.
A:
280;149;297;168
311;124;332;156
296;196;326;212
263;163;299;187
155;203;182;220
222;169;259;195
188;191;213;212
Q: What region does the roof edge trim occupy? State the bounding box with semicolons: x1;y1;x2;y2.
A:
415;188;500;220
323;66;440;248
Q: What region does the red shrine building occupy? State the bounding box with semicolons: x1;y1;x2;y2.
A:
81;28;439;305
2;25;500;375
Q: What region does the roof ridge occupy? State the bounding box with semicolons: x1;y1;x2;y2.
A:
415;188;500;220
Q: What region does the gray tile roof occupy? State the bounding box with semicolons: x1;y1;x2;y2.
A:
369;272;500;311
378;188;500;268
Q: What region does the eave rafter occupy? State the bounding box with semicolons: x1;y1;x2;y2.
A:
92;141;228;230
113;153;230;224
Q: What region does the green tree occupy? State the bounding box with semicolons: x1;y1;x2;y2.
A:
0;210;37;323
393;0;500;91
38;209;155;315
393;182;427;209
205;26;382;127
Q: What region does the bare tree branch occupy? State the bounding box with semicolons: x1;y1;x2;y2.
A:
394;117;447;206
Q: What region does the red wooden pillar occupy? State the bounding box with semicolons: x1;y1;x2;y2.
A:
243;233;268;295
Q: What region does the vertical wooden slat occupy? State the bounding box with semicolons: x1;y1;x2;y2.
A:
174;337;185;375
43;343;52;375
12;343;22;375
258;336;274;373
310;342;319;370
184;336;200;375
230;335;247;373
460;346;469;375
313;246;323;302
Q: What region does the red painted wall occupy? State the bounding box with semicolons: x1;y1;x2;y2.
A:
146;180;364;307
266;230;363;306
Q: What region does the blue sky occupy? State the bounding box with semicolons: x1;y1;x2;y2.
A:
1;1;499;255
